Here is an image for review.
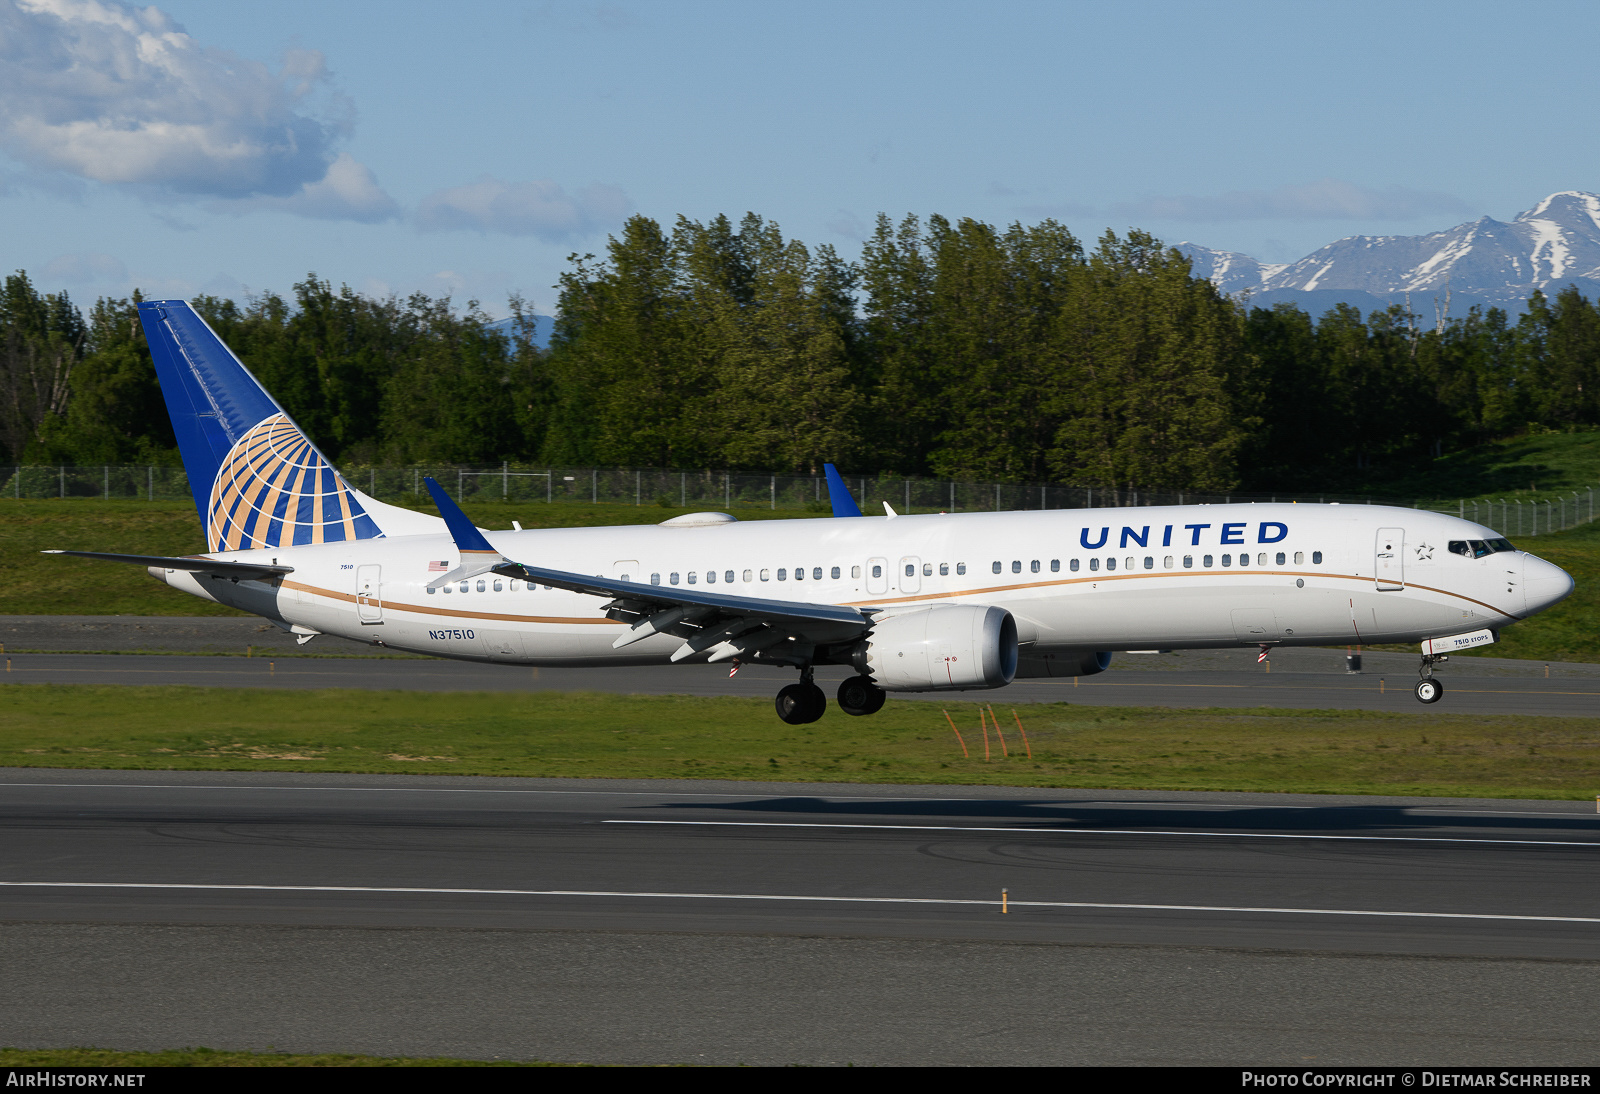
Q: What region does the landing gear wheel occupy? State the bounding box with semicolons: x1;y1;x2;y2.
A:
836;676;887;717
1415;678;1443;704
776;683;827;724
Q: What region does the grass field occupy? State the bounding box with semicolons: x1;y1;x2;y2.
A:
0;1047;582;1067
1361;429;1600;502
5;686;1599;799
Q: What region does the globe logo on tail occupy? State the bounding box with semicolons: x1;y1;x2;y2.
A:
207;413;380;551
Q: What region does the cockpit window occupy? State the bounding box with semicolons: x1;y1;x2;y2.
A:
1450;538;1515;559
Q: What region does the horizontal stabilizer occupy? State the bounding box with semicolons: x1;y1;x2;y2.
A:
42;550;293;579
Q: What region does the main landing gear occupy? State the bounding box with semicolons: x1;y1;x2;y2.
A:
1414;654;1448;704
774;669;886;724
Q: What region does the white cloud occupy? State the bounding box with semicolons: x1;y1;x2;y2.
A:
0;0;396;220
222;152;398;223
41;250;125;283
415;176;630;241
1113;179;1473;222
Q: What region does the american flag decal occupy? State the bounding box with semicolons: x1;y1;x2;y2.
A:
428;560;450;572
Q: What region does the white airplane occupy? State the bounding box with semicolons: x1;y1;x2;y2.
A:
48;300;1575;722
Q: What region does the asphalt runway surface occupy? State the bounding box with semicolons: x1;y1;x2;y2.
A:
2;769;1599;1065
7;649;1600;716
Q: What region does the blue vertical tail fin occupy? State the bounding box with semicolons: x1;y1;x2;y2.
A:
139;299;393;552
823;463;864;518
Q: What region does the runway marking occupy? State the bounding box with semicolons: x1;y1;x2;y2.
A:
605;819;1600;847
0;881;1594;925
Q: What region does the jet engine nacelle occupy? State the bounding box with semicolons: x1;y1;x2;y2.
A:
852;604;1017;692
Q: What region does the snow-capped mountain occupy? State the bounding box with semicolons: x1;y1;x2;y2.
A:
1177;191;1600;315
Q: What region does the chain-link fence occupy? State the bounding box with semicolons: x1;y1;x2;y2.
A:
4;464;1596;537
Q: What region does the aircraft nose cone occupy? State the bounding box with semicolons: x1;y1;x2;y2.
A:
1522;553;1574;613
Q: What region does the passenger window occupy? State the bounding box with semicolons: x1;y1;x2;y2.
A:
670;573;680;585
1011;560;1022;573
852;565;861;578
1163;556;1173;568
1256;553;1267;566
1144;557;1153;570
831;567;841;579
443;584;452;594
760;569;770;581
956;563;966;575
872;565;882;578
427;586;436;595
476;579;486;592
1106;558;1117;571
1030;560;1040;573
813;567;823;580
1203;555;1214;567
1293;552;1304;565
1238;554;1249;567
460;581;470;593
1221;554;1232;567
1070;559;1080;572
939;563;949;576
922;563;932;576
904;564;914;577
1050;560;1059;572
688;572;698;584
493;579;503;592
1124;557;1134;570
1275;552;1286;565
1089;558;1100;572
706;571;716;583
726;570;735;583
778;568;787;580
992;561;1002;573
743;570;752;582
795;567;805;581
1312;552;1322;564
651;573;661;585
1183;555;1193;569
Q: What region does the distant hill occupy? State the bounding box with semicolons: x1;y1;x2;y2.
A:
1178;191;1600;317
486;314;554;349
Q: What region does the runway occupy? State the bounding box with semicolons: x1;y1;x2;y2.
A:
7;649;1600;716
1;769;1598;1064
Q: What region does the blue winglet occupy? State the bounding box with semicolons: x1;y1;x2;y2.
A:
823;464;864;518
423;477;498;554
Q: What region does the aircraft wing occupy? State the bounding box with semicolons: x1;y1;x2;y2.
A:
421;477;869;664
42;550;294;580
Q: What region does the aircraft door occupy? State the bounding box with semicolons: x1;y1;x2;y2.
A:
866;557;888;595
899;556;921;594
356;564;383;623
613;560;639;583
1375;528;1405;591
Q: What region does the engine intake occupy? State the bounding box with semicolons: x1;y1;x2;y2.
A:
852;604;1017;692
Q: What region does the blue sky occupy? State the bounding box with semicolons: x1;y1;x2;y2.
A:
4;0;1597;316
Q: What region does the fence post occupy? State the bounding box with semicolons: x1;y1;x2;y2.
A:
457;469;463;500
770;475;775;510
147;466;153;501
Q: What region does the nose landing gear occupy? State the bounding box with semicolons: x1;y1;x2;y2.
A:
1414;654;1448;704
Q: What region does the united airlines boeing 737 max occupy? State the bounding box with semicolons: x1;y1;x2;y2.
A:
47;300;1575;722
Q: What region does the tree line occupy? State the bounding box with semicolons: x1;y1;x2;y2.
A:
4;211;1600;493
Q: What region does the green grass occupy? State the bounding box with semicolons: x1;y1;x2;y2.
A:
5;686;1600;799
0;498;825;617
1361;429;1600;502
0;1047;586;1067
